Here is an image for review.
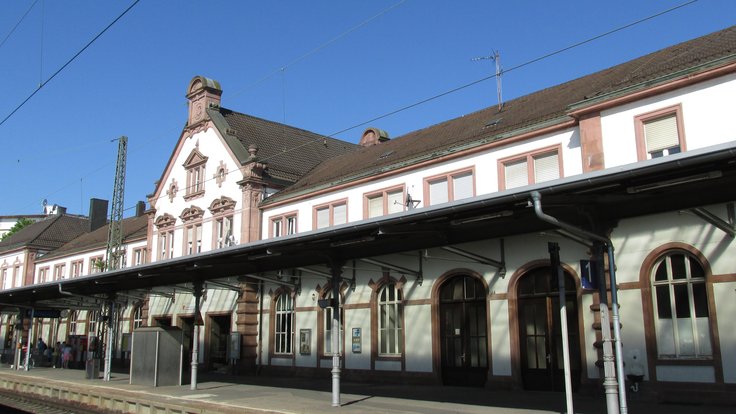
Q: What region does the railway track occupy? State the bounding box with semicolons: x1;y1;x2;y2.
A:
0;389;115;414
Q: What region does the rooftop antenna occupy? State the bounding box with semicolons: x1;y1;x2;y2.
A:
472;50;503;111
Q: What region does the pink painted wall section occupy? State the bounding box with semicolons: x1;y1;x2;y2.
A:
579;112;605;172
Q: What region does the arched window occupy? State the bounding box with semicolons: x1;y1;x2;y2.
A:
378;283;403;355
274;293;294;355
651;251;711;358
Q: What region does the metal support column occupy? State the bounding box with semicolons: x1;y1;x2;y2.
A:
607;245;628;413
190;281;204;390
24;308;34;370
595;243;620;414
530;191;624;414
330;260;344;407
104;299;116;381
549;243;573;414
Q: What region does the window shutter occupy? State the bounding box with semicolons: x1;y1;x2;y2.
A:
452;172;474;200
316;208;330;229
368;196;383;218
534;152;560;183
645;115;679;152
429;179;449;205
504;159;528;189
387;191;404;214
333;204;347;225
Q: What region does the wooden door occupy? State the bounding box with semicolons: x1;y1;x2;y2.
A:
440;275;488;386
518;267;581;391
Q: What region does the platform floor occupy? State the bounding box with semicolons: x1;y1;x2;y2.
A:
0;366;733;414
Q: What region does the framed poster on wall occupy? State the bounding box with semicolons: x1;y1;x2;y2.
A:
299;329;311;355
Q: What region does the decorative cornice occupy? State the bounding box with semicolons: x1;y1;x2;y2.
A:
180;205;205;222
209;196;236;214
154;213;176;229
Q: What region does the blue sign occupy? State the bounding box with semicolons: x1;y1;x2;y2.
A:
580;260;598;290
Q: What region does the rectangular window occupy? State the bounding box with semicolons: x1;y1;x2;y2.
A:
159;230;175;259
186;165;206;196
1;268;8;290
365;186;405;219
133;248;147;266
425;168;475;206
71;260;83;278
38;267;49;283
378;284;403;356
324;306;344;355
314;201;347;230
499;146;561;190
185;224;202;255
89;256;104;274
270;214;297;238
53;264;66;281
275;294;294;355
635;104;686;161
13;266;21;288
215;215;234;248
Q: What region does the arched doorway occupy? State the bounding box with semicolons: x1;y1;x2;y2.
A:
439;274;488;386
517;266;581;391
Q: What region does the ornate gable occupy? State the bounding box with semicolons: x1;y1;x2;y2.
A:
183;148;208;168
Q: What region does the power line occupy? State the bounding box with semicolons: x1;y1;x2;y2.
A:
0;0;141;129
0;0;39;50
229;0;407;99
128;0;700;212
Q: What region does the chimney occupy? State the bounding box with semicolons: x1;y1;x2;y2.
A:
89;198;109;232
358;127;390;147
186;76;222;126
135;201;146;217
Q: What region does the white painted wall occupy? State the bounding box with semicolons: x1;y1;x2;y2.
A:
600;73;736;167
150;127;244;262
262;128;581;235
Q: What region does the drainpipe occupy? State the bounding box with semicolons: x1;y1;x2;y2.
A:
530;191;627;414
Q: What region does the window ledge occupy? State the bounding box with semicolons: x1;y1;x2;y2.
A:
656;357;713;366
376;355;402;361
183;190;205;201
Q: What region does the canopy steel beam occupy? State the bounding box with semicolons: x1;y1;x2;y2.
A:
690;204;735;238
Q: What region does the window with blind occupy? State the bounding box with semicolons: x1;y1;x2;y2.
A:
635;104;685;161
314;201;347;229
425;169;475;206
365;187;404;218
500;147;561;190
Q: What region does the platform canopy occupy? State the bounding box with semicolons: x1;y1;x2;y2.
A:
1;142;734;312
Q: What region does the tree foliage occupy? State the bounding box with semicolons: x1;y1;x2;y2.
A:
0;218;36;242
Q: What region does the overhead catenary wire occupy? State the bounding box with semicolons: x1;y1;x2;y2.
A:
0;0;141;128
229;0;408;100
0;0;39;50
131;0;699;213
10;0;700;215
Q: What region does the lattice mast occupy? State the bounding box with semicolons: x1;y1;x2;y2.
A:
105;136;127;271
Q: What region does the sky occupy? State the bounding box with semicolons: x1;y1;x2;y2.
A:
0;0;734;217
